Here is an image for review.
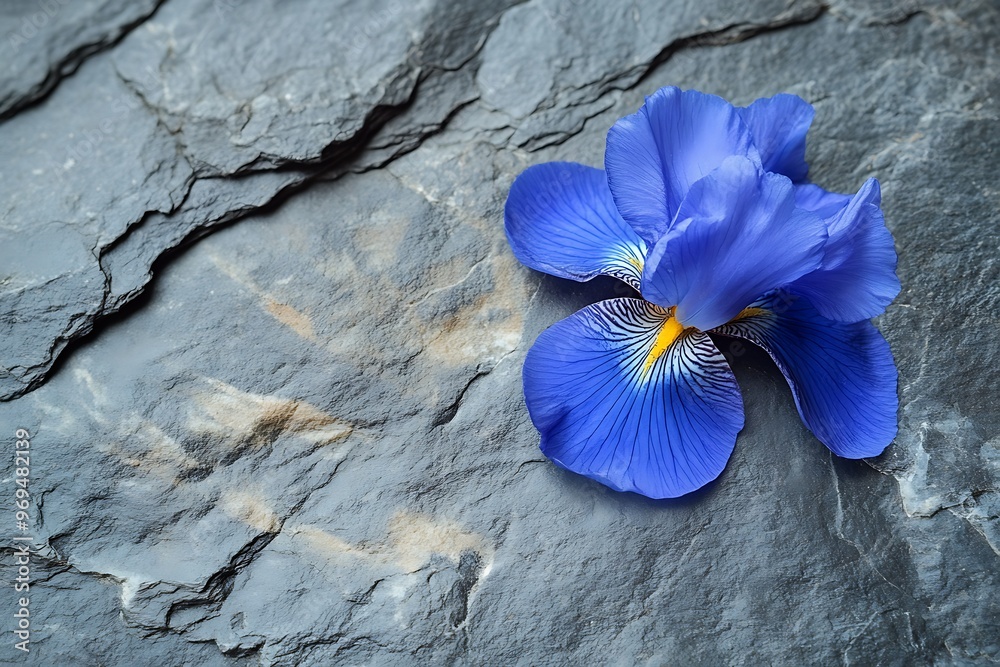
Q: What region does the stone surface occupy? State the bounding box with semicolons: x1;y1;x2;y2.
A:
0;0;511;400
0;0;163;119
2;0;999;665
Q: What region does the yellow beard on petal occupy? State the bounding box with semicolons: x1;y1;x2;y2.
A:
734;306;768;321
643;309;684;376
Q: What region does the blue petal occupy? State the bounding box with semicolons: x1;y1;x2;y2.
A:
641;156;826;331
738;94;814;182
789;178;901;321
505;162;647;290
713;291;898;458
604;86;756;245
795;183;852;218
523;298;744;498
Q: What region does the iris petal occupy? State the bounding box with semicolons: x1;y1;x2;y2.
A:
523;298;744;499
788;178;901;322
504;162;647;290
641;156;826;331
713;292;898;458
795;182;852;218
738;93;814;183
604;86;756;245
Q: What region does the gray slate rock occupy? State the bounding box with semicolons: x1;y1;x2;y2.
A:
0;556;247;666
0;0;162;118
0;55;194;400
0;0;514;400
476;0;825;150
1;0;998;664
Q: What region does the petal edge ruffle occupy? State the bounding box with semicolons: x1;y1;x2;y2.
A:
605;87;756;245
505;162;647;290
712;291;898;458
788;178;901;322
738;93;814;183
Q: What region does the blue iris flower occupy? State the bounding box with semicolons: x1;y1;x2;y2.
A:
504;87;900;499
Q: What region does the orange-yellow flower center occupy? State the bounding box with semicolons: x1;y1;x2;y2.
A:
643;307;685;375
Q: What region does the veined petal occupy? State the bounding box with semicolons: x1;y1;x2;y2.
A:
604;86;756;245
523;298;744;499
641;156;826;331
738;93;814;183
505;162;647;290
788;178;900;322
795;182;852;218
713;291;898;458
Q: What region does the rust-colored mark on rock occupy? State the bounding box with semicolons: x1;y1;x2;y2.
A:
265;299;316;341
209;253;317;342
191;379;353;450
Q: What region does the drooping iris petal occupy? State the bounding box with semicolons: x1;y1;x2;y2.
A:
788;178;900;322
795;182;852;218
738;93;814;183
604;86;756;245
522;298;744;498
641;156;826;331
713;291;898;458
504;162;647;290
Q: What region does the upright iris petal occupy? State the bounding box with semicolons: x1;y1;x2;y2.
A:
795;183;852;219
505;162;647;290
788;178;901;322
604;87;756;244
523;298;744;498
738;94;856;224
640;156;826;331
713;292;898;457
737;93;814;183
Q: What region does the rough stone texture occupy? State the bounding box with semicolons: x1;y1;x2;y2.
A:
0;0;163;119
0;0;511;400
1;0;998;665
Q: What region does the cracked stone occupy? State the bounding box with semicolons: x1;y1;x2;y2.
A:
0;0;163;118
0;0;519;400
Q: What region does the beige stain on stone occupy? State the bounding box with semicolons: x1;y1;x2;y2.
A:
220;490;282;533
265;299;316;341
291;525;368;559
95;417;204;485
132;421;201;470
209;253;317;342
350;210;409;271
422;292;523;365
190;379;353;449
387;512;489;572
316;250;366;288
420;253;527;366
68;369;207;483
287;511;490;573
